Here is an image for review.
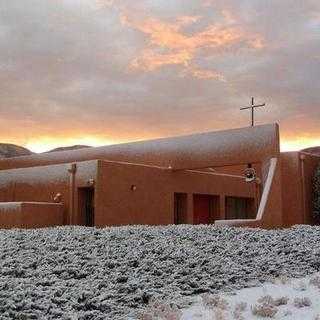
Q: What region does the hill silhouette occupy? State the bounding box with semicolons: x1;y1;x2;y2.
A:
0;144;91;158
0;144;33;159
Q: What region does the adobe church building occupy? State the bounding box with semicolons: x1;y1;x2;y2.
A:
0;123;318;229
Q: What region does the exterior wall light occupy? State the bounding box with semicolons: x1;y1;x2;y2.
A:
244;168;257;183
87;179;95;186
131;185;137;191
53;193;62;203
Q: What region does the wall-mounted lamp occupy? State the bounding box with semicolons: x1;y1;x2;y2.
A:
131;185;137;191
53;193;62;203
244;168;257;183
244;168;262;185
87;179;95;186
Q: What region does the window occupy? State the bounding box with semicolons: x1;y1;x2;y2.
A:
225;196;255;220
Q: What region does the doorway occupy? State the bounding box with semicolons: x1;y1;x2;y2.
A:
78;187;95;227
193;194;220;224
174;193;188;224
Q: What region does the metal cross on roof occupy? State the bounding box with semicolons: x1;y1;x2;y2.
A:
240;97;266;127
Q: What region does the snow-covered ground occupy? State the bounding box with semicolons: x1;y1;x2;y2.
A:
139;274;320;319
181;274;320;319
1;225;320;319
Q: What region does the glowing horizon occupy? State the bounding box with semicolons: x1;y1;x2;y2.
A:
24;136;120;153
17;134;320;153
280;138;320;152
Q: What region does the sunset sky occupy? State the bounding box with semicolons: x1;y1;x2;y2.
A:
0;0;319;152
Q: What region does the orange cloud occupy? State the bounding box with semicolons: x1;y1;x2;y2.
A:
131;49;192;71
121;13;264;79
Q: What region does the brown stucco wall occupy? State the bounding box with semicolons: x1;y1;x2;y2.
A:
280;152;320;227
0;161;98;225
301;153;320;225
0;123;287;229
0;159;256;228
0;202;63;229
281;152;304;226
94;161;256;227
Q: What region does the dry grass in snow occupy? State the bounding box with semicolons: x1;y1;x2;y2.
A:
176;273;320;319
138;273;320;319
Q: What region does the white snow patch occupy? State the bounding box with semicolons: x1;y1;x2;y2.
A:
181;274;320;319
2;225;320;319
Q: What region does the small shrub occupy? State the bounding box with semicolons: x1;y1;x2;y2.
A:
251;303;278;318
258;295;274;305
214;308;227;320
233;302;247;320
293;297;312;308
137;298;182;320
201;294;229;310
278;275;290;285
310;274;320;289
273;296;289;306
293;280;307;291
257;295;289;307
269;275;290;285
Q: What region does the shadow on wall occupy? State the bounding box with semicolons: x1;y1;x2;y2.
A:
313;163;320;224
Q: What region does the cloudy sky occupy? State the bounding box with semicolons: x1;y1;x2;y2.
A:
0;0;319;152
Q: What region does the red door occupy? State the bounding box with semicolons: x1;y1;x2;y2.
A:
193;194;211;224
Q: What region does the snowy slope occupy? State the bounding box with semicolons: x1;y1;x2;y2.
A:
180;274;320;319
1;225;320;319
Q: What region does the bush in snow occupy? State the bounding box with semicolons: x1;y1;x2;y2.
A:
310;275;320;289
233;302;247;320
273;296;289;306
213;308;227;320
137;298;182;320
257;295;289;307
251;303;278;318
293;297;312;308
201;294;229;310
293;280;307;291
251;295;283;318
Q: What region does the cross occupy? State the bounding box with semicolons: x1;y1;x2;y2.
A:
240;97;266;127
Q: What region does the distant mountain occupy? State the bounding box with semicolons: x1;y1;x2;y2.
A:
0;144;92;159
302;146;320;156
47;145;91;153
0;144;33;159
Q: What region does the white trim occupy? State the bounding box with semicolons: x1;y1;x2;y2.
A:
186;169;245;179
256;158;277;220
215;158;278;227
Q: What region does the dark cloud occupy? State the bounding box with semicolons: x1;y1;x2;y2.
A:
0;0;319;151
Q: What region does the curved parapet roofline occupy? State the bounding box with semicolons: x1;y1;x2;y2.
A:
0;123;280;171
